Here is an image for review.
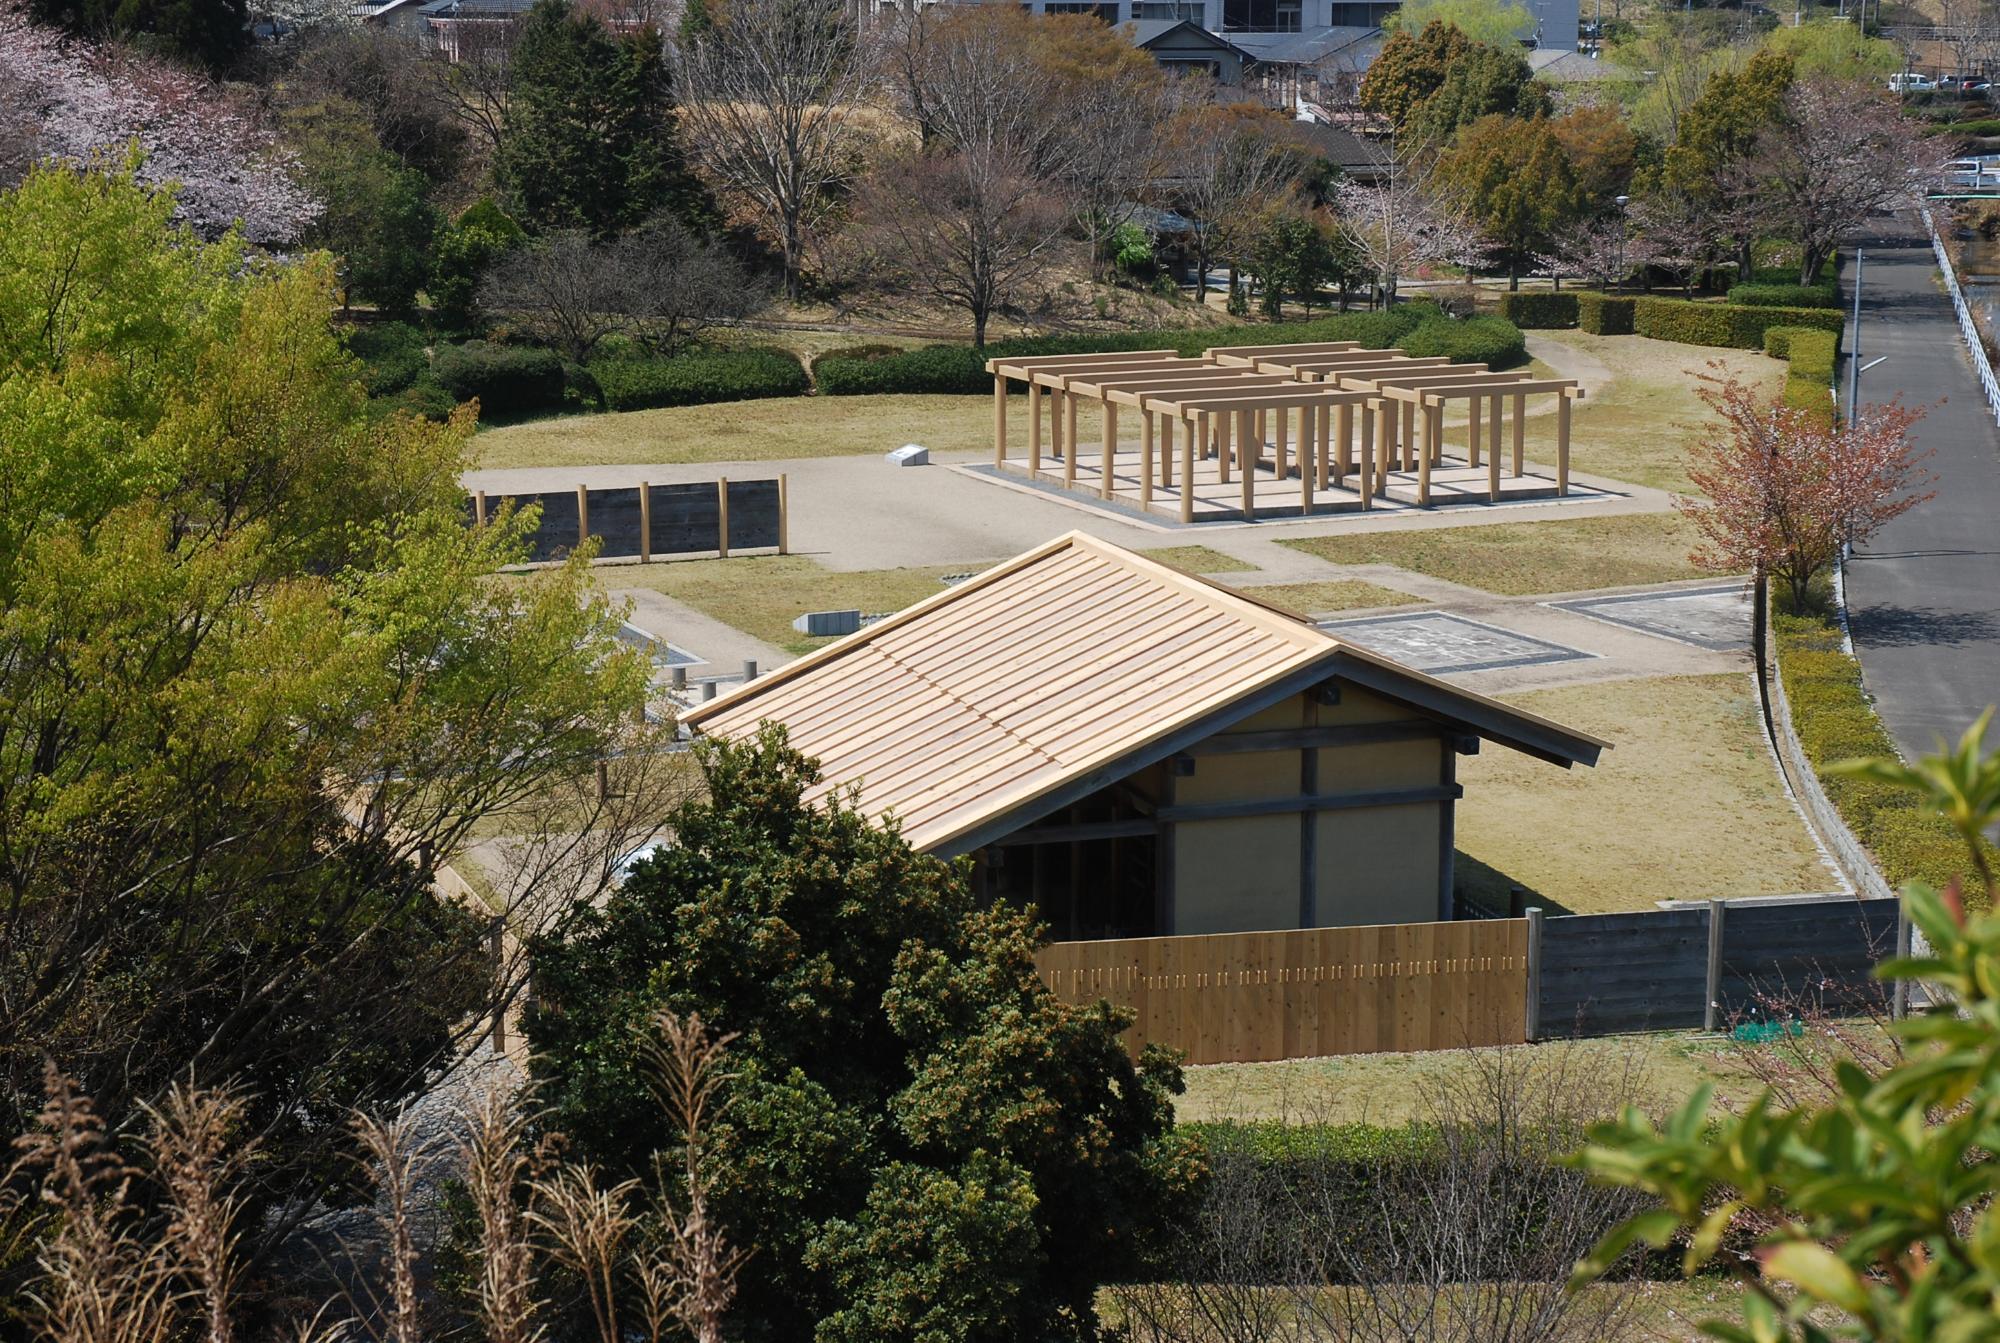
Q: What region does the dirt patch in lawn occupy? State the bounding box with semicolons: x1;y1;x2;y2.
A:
1281;513;1708;597
612;555;985;655
1453;674;1832;914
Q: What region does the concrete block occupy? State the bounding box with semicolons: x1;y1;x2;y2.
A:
885;444;930;467
792;609;863;637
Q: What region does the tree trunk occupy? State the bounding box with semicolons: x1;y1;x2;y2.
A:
1736;235;1755;286
972;305;987;348
1508;258;1520;292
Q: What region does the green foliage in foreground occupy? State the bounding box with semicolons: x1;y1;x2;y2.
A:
1579;721;2000;1339
525;729;1201;1343
1775;611;1998;900
0;163;652;1261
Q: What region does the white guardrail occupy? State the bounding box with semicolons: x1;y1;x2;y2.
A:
1921;202;2000;426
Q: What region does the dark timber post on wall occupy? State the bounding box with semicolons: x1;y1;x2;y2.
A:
1297;737;1317;928
778;473;790;555
474;490;487;528
1704;899;1727;1032
1893;901;1913;1019
638;482;652;563
717;478;731;559
1524;906;1544;1042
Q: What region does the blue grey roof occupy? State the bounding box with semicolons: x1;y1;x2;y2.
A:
1224;24;1382;64
415;0;536;17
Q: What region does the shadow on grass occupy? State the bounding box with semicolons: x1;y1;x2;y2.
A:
1455;851;1576;918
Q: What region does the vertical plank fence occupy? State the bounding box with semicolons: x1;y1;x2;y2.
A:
1037;920;1529;1064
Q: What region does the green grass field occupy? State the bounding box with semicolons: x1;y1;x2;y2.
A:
1225;578;1421;616
1281;513;1710;597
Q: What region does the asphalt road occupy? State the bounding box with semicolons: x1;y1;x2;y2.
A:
1842;214;2000;759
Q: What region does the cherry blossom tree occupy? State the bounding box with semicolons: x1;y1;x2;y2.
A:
1678;371;1935;611
1333;131;1484;305
0;5;317;244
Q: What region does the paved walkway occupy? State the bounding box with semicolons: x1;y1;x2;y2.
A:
1842;216;2000;757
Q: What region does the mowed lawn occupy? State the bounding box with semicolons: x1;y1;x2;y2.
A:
473;393;1119;470
1281;513;1710;597
1541;330;1786;493
612;554;986;654
1223;578;1421;616
1453;674;1831;914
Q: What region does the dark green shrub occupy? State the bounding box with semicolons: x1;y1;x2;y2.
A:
563;360;604;412
1400;314;1528;367
1728;282;1838;309
1497;292;1579;329
1633;297;1843;350
808;343;904;379
812;306;1460;396
1762;325;1800;359
592;347;807;411
385;376;459;423
344;321;429;397
431;340;566;420
1577;291;1635;335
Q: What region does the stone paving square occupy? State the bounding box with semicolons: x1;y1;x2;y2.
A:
1319;611;1595;675
1548;585;1751;652
618;621;705;669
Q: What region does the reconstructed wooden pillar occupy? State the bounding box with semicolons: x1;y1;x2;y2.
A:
1317;402;1332;489
1400;401;1416;471
1557;391;1572;495
1419;403;1440;506
1063;392;1079;488
1300;406;1315;515
1179;416;1197;523
1027;382;1042;473
1161;414;1175;489
1139;410;1155;510
1237;409;1255;519
1217;412;1232;484
1487;413;1502;502
1512;392;1526;477
1100;401;1118;500
1468;395;1482;468
993;374;1007;468
1487;394;1502;473
1274;405;1289;480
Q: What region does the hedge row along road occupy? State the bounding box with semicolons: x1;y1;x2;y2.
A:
1842;213;2000;765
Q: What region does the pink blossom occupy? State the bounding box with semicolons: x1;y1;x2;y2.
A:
0;4;319;244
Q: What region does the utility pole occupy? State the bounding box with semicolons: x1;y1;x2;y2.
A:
1847;248;1866;425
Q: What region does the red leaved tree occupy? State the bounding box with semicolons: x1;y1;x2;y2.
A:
1678;371;1934;611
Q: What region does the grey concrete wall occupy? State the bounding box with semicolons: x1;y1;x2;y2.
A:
473;480;782;562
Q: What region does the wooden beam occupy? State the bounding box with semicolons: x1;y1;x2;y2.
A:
1063;392;1078;487
1180;415;1196;523
985;348;1175;374
1238;408;1254;520
1161;413;1174;490
1300;404;1314;515
1187;720;1446;755
1557;389;1572;495
1468;393;1482;467
1139;410;1154;510
715;478;729;558
993;373;1006;467
1512;391;1526;477
576;484;589;542
1275;402;1289;480
1157;784;1461;824
638;482;651;562
1400;400;1415;472
1487;397;1501;503
990;816;1159;847
1415;378;1578;402
778;473;789;554
1217;408;1231;484
1027;381;1042;473
1418;404;1433;505
1101;400;1118;500
473;489;487;528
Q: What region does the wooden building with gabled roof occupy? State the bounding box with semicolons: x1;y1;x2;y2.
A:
681;534;1605;941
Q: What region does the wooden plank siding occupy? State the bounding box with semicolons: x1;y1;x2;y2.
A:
1036;919;1529;1064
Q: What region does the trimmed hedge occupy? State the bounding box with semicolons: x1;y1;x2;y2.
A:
1632;296;1844;350
591;347;808;412
812;306;1471;396
1497;291;1579;329
1727;282;1838;309
432;340;567;421
808;343;904;380
1776;609;1999;907
1577;291;1635;335
1400;313;1528;366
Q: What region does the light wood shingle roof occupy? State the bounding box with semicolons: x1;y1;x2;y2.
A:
682;533;1603;853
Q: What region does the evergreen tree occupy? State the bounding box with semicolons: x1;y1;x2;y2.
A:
1359;20;1474;128
1441;114;1588;288
494;0;713;237
1405;41;1550;142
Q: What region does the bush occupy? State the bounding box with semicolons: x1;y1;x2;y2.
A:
344;321;429;397
1400;314;1528;367
1776;610;2000;903
813;305;1483;396
1728;282;1838;309
385;376;458;423
1497;291;1579;329
1769;326;1838;424
808;343;904;379
1632;296;1844;350
1577;291;1635;335
592;347;808;412
431;340;566;421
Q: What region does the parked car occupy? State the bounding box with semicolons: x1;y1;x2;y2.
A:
1890;72;1938;92
1957;76;1993;93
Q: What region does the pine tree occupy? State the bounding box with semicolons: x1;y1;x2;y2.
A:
494;0;714;237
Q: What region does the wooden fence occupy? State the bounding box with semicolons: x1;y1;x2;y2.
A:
1036;919;1529;1065
469;476;788;563
1037;896;1906;1065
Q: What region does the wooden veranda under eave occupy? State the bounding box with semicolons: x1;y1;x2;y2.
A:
986;342;1586;523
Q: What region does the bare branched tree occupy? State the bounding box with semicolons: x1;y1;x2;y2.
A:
1627;188;1717;296
477;215;765;361
1173;106;1305;299
1542;212;1632;291
671;0;874;298
422;18;524;161
1733;76;1951;285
